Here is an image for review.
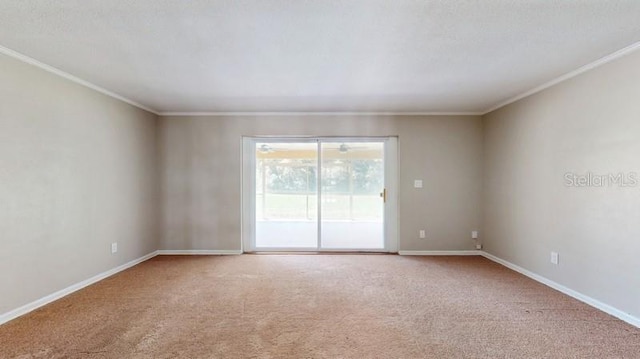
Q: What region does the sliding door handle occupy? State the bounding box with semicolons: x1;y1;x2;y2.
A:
380;188;386;203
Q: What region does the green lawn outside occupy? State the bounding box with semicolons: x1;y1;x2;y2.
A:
256;193;382;220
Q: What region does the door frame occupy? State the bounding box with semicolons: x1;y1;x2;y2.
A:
241;136;398;253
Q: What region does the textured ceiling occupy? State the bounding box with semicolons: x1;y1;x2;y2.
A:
1;1;640;114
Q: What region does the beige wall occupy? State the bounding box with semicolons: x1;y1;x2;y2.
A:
0;54;160;315
483;50;640;318
160;115;482;252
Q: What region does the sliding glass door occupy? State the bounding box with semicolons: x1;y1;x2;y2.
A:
243;137;397;252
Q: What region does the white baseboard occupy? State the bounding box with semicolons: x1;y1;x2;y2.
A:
480;251;640;328
157;249;242;255
0;250;158;326
4;248;636;329
399;250;481;256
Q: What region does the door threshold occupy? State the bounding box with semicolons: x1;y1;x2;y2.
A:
246;251;395;255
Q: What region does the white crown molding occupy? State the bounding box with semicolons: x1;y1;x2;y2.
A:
158;111;484;117
5;38;640;118
0;251;158;326
157;249;242;255
0;45;159;115
482;40;640;115
480;251;640;328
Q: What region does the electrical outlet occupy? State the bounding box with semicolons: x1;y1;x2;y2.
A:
419;230;426;239
414;180;423;188
111;242;118;254
475;244;482;250
550;251;559;265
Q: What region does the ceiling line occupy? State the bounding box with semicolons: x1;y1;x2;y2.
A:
0;44;160;115
3;39;640;117
158;111;484;117
481;40;640;115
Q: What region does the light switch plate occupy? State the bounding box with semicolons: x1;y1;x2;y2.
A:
414;180;423;188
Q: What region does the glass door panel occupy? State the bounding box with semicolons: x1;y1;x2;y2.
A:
320;142;385;249
255;142;318;248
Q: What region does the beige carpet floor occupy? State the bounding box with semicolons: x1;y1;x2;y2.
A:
1;255;638;358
